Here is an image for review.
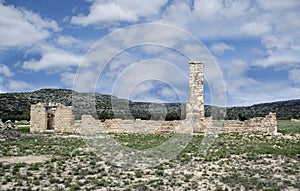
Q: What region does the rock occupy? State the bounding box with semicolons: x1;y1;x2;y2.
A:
291;119;300;122
273;132;283;136
15;120;30;125
0;129;21;141
1;120;16;129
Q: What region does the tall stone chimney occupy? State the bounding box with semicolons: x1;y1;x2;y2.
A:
186;61;204;132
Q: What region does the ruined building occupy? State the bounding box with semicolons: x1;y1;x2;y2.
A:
30;103;75;133
30;61;277;135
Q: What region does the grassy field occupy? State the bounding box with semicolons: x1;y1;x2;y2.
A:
0;121;299;190
277;120;300;135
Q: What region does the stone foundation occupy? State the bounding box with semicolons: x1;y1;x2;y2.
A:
81;114;213;134
80;113;277;135
222;113;277;135
291;119;300;122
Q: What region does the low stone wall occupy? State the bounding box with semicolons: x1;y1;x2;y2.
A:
81;115;198;134
222;113;277;135
291;119;300;122
80;113;277;135
80;115;183;134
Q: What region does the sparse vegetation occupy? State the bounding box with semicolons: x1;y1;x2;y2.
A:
0;121;299;190
1;89;300;121
278;120;300;134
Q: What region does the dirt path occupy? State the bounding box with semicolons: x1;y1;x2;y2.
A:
0;155;49;163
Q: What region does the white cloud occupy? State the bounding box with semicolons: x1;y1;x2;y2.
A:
221;58;300;106
194;0;222;20
0;64;14;77
261;35;292;51
56;35;80;47
109;60;188;101
220;0;250;19
0;2;60;49
128;80;186;103
210;42;234;56
275;11;300;33
60;72;76;87
8;80;33;91
156;1;194;29
22;44;83;72
222;59;258;87
239;22;271;36
254;49;300;69
227;82;300;106
158;0;268;40
257;0;300;12
71;0;167;26
288;69;300;85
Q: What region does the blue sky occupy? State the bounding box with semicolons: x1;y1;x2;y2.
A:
0;0;299;106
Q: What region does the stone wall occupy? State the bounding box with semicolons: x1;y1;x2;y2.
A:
30;103;47;133
31;60;278;135
80;113;277;135
80;115;214;134
79;60;277;135
30;103;75;133
54;105;75;133
80;115;180;134
222;113;277;135
291;119;300;122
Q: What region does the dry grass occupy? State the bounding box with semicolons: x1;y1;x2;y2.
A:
0;121;299;190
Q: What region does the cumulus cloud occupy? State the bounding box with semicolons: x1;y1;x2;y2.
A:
0;64;14;77
239;22;271;36
56;35;80;47
228;81;300;106
194;0;222;20
288;69;300;85
261;35;293;51
210;42;234;56
257;0;300;12
7;80;33;91
22;44;83;72
254;49;300;69
224;59;258;86
0;2;60;49
221;58;300;106
112;60;188;102
71;0;167;26
60;72;76;87
2;0;299;106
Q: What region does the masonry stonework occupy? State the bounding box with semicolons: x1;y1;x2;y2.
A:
30;61;278;135
186;61;205;133
80;61;277;135
222;113;277;134
30;103;75;133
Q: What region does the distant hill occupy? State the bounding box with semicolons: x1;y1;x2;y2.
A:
225;100;300;120
0;88;299;121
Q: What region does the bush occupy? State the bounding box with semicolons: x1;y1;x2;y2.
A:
98;111;114;121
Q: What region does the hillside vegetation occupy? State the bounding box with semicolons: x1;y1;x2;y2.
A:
0;89;299;121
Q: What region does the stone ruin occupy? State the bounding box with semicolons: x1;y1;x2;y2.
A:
291;119;300;122
79;61;278;135
30;103;75;133
30;61;278;135
0;119;16;130
222;113;277;134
